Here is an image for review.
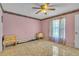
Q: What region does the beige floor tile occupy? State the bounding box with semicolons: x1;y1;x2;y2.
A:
0;40;79;56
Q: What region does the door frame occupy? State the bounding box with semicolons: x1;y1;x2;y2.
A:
74;14;79;48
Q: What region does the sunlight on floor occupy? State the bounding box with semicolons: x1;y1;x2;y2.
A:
52;46;59;56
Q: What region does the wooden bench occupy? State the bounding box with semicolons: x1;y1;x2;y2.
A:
3;35;17;49
36;32;44;39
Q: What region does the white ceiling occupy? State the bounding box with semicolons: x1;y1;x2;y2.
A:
2;3;79;20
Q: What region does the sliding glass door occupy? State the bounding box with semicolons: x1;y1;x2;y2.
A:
51;17;66;44
52;19;60;43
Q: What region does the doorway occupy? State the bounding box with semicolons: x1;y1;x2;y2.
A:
75;14;79;48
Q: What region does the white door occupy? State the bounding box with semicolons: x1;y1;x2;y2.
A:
75;14;79;48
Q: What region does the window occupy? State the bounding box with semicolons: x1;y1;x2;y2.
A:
50;17;66;43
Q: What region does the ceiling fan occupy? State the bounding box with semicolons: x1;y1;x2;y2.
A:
32;3;56;15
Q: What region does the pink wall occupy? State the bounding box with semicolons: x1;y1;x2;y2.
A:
3;13;41;42
41;11;79;47
3;10;79;47
65;14;75;47
41;19;50;40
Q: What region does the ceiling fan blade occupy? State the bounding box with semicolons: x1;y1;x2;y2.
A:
35;10;41;14
48;8;55;10
48;4;67;7
32;7;40;9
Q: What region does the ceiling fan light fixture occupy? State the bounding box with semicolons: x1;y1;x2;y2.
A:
41;10;47;13
32;3;56;15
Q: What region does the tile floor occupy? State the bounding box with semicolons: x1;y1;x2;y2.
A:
0;40;79;56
